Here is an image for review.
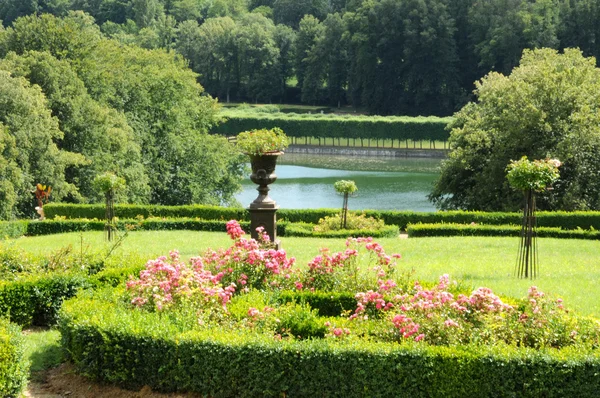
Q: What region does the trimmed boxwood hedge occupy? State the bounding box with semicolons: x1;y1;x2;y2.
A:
277;290;356;317
407;223;600;240
0;318;28;397
42;204;600;232
284;222;399;238
59;295;600;397
0;265;143;327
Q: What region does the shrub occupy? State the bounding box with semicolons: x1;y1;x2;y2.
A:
314;213;385;233
285;222;399;238
59;294;600;397
0;318;28;397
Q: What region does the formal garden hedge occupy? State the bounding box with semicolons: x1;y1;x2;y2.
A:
43;204;600;231
213;111;452;142
407;223;600;240
58;293;600;397
0;318;28;397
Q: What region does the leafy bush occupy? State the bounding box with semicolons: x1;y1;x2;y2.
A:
0;221;28;239
286;222;399;238
235;127;289;155
0;318;28;397
314;213;385;232
0;274;91;326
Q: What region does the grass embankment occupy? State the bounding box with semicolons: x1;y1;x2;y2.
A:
7;231;600;317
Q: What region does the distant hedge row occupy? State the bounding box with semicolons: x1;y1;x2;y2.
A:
42;204;600;231
212;111;452;142
59;295;600;397
407;223;600;240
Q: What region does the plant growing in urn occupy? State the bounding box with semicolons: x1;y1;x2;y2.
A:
506;156;561;279
236;128;289;243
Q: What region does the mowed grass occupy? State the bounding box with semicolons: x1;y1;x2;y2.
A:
7;231;600;317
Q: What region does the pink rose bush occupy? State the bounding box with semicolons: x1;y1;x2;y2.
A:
125;220;599;349
301;237;402;292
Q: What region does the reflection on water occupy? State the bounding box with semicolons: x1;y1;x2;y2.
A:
236;154;442;211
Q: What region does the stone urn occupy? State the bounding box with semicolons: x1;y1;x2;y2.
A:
247;151;283;245
248;152;283;209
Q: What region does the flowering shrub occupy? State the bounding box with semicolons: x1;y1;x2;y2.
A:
346;274;599;348
202;220;296;291
126;250;236;315
125;221;599;350
300;236;402;292
506;156;561;192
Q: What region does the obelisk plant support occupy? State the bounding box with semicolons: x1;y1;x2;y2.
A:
334;180;358;229
506;156;561;279
92;172;126;242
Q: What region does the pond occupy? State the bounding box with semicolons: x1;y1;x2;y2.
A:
235;153;442;211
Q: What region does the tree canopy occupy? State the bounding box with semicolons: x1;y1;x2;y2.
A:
0;12;245;219
429;48;600;212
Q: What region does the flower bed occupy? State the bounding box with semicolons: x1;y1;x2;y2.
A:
58;221;600;395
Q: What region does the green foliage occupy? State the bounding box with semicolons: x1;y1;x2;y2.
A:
285;222;398;238
215;111;452;142
43;203;600;231
0;274;91;326
92;172;126;195
59;294;600;396
0;318;28;397
431;48;600;211
0;13;244;208
407;223;600;240
333;180;357;194
278;290;356;317
236;127;289;155
506;156;561;192
314;213;384;233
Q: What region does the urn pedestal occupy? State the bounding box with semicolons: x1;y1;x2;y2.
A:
247;152;282;246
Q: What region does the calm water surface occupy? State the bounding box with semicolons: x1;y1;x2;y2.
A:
235;154;441;211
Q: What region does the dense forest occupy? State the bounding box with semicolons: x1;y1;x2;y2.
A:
1;0;599;116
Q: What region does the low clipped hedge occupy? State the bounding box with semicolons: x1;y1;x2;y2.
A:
285;222;399;238
407;223;600;240
59;295;600;397
0;318;28;397
0;265;143;327
278;290;356;317
42;204;600;232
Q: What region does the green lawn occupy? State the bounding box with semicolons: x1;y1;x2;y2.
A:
7;231;600;317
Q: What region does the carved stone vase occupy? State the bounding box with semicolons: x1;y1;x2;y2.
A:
248;152;282;209
247;152;282;244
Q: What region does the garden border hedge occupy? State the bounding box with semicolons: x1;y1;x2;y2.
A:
0;318;28;397
0;265;143;327
42;204;600;231
407;223;600;240
59;296;600;397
